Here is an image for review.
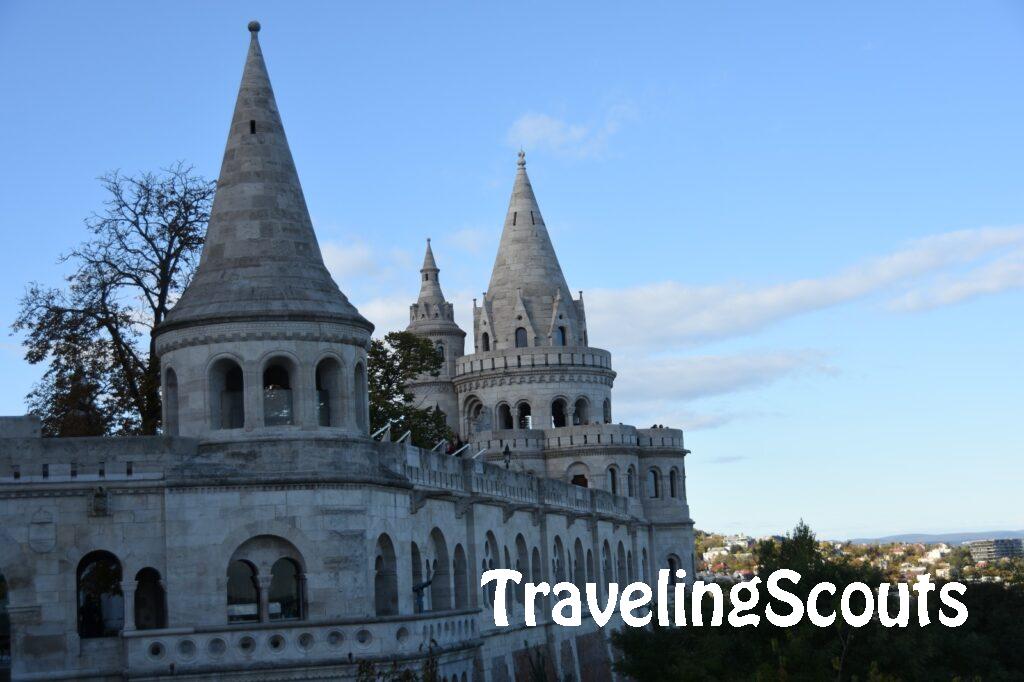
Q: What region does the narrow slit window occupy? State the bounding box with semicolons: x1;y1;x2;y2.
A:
531;211;535;225
249;120;256;134
513;212;517;226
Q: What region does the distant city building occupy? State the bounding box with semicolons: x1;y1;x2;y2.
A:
966;539;1024;562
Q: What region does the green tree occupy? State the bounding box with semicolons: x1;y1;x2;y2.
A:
13;164;215;435
368;331;453;449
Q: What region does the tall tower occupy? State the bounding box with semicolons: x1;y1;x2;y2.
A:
154;22;373;440
454;152;617;472
406;239;465;434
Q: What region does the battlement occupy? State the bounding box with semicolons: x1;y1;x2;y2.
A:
464;423;686;458
454;347;612;377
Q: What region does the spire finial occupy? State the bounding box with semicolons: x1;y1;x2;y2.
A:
248;20;261;34
517;149;526;168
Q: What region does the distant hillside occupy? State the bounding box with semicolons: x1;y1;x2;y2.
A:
849;530;1024;545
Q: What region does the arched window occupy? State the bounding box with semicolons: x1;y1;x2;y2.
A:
226;560;259;623
627;551;635;583
648;469;661;498
482;534;499;608
667;555;682;583
603;398;612;424
497;403;513;430
568;461;589;488
642;549;650;584
374;535;398;616
601;542;613;592
210;358;244;430
670;469;679;498
163;368;179;436
514;327;528;348
617;542;627;584
353;362;368;432
315;357;342;427
515;536;529;606
263;358;295;426
556;326;567;346
552;537;566;583
607;466;619;496
134;568;166;631
411;542;425;613
77;551;124;638
551;398;568;428
429;529;452;611
586;550;595;583
270;558;302;620
435;341;445;363
573;539;586;590
481;332;490;352
627;466;636;497
516;402;532;430
453;544;469;609
573;398;590;425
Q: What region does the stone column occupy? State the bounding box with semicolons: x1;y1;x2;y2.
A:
121;579;138;632
257;575;273;622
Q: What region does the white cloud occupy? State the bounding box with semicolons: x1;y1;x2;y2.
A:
889;247;1024;311
587;226;1024;349
321;241;378;281
506;104;636;159
354;294;411;338
446;227;490;255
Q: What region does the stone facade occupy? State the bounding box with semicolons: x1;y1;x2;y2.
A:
0;22;696;682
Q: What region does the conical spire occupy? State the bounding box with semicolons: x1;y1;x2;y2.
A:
417;238;446;305
162;22;370;332
484;152;579;345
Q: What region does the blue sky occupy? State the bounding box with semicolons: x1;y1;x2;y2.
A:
1;2;1022;539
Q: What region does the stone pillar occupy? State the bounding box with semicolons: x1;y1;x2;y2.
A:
121;579;138;631
245;364;260;431
257;575;273;622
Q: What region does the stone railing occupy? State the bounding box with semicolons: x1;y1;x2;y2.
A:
636;428;685;450
454;347;612;377
122;609;480;677
543;423;639;449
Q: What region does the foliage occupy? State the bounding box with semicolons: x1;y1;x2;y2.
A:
613;521;1024;681
13;164;215;435
368;331;453;448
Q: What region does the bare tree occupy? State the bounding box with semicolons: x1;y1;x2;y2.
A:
13;163;215;435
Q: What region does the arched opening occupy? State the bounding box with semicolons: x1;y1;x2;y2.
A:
270;558;302;620
573;539;585;590
482;533;499;608
516;402;532;430
586;550;595;583
465;396;489;433
480;332;490;352
262;358;295;426
503;547;514;618
603;398;611;424
227;560;259;623
648;468;661;498
601;542;613;592
556;326;567;346
551;537;566;583
573;397;590;425
670;468;679;498
315;357;342;427
627;551;635;583
77;550;124;638
210;358;244;430
642;549;650;584
514;327;528;348
551;398;568;428
497;403;513;430
515;536;529;606
568;461;589;488
627;466;636;497
429;529;452;611
435;341;445;363
453;544;469;609
353;362;368;432
617;542;627;584
374;535;398;616
411;542;425;613
607;466;619;496
134;568;166;631
571;474;588;487
163;368;179;436
667;554;683;583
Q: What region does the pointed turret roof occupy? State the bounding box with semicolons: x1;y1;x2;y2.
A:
483;153;581;345
162;22;371;332
416;238;446;306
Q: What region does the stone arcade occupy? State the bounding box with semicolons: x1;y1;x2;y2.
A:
0;23;696;681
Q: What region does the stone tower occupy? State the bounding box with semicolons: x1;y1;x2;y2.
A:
406;239;465;434
155;21;373;440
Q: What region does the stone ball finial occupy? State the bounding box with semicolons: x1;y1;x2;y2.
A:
517;149;526;167
248;20;261;33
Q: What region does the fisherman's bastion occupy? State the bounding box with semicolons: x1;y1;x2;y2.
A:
0;23;696;681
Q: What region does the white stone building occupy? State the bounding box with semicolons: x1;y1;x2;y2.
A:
0;23;696;682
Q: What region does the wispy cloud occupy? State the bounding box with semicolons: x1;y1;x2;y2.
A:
506;104;636;159
587;226;1024;349
890;247;1024;311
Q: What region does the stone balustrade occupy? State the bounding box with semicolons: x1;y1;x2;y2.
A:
454;347;612;377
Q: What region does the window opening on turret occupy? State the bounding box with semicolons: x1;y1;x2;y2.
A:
512;212;517;226
551;399;568;428
249;120;256;134
514;327;528;348
263;360;295;427
77;551;124;638
211;359;245;430
530;211;535;225
648;469;661;498
670;469;679;498
497;404;513;430
316;358;342;427
574;397;590;425
556;326;567;346
480;332;490;352
227;560;259;623
517;402;532;430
